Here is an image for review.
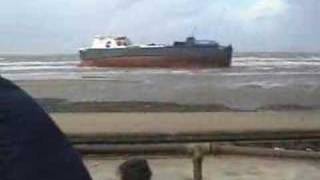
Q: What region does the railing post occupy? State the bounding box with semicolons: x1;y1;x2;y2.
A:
192;146;203;180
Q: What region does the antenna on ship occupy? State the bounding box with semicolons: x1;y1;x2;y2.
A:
191;27;197;37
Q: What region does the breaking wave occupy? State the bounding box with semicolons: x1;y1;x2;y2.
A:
233;57;320;67
0;61;79;66
0;53;320;80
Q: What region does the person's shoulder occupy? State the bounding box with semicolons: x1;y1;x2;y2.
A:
0;77;19;89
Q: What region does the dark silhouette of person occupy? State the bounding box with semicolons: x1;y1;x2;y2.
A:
118;158;152;180
0;77;92;180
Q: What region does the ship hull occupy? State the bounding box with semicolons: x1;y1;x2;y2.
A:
79;46;232;68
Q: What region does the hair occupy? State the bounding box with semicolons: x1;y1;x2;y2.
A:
118;158;152;180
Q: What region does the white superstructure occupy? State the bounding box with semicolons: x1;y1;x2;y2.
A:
88;35;166;49
91;36;131;49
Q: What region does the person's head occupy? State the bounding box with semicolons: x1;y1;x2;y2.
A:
118;158;152;180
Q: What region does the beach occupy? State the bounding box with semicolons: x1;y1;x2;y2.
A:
0;52;319;111
51;111;320;135
15;78;320;112
2;53;320;179
2;0;320;179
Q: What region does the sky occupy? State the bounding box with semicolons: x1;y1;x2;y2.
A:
0;0;319;54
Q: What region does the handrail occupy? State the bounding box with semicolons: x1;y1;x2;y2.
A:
78;143;320;180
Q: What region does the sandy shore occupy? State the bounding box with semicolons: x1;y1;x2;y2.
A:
15;77;320;111
51;111;320;136
35;99;317;113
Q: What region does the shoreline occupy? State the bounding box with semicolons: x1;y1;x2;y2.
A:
14;78;320;112
38;98;318;113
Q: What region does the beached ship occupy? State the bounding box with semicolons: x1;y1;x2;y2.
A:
79;36;232;68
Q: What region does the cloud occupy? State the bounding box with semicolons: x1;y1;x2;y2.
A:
278;0;320;51
242;0;288;20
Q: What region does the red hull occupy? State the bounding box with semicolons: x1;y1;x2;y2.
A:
80;56;231;68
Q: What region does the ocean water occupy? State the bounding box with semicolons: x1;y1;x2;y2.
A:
1;53;320;81
1;52;320;110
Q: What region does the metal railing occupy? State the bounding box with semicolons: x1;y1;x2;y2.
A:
76;143;320;180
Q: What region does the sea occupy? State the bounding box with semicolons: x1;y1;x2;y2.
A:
1;52;320;110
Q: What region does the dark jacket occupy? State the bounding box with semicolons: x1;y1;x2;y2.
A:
0;77;92;180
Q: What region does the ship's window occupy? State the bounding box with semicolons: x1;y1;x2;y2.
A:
117;41;121;46
106;44;110;48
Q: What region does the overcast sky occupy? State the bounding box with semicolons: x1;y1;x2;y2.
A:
0;0;319;54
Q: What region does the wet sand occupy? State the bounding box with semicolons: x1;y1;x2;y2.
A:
51;111;320;136
15;75;320;111
85;155;320;180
